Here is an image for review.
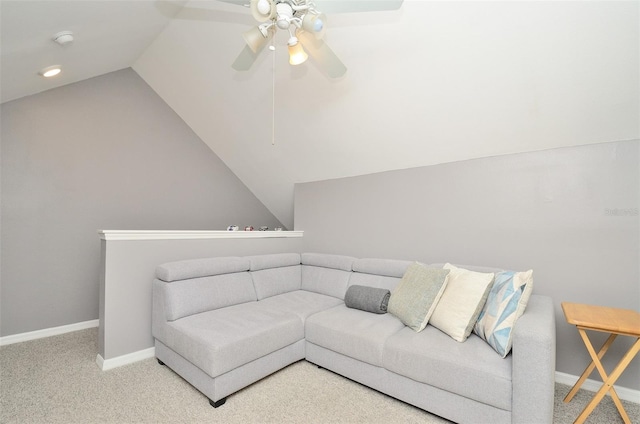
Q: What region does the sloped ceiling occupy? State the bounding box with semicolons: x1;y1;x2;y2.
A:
3;1;639;229
0;1;186;103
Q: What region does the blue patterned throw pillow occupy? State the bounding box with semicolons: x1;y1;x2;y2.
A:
473;270;533;357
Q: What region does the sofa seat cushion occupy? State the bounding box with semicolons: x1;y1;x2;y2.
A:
164;302;303;378
305;304;405;367
257;290;343;322
383;326;513;411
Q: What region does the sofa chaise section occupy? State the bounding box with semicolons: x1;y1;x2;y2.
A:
152;253;359;408
152;255;308;407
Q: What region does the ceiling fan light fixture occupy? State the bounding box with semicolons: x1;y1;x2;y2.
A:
256;0;270;15
250;0;276;22
287;37;308;65
231;0;351;75
302;13;326;39
243;26;270;53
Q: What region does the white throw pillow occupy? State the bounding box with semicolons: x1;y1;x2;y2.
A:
429;264;495;342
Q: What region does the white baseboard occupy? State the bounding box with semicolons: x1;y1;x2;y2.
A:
555;371;640;404
0;319;99;346
96;347;156;371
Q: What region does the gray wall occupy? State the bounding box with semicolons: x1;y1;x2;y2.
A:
0;68;282;337
294;140;639;390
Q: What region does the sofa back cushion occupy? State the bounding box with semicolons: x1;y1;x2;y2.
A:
156;257;256;321
156;257;251;282
248;253;302;300
301;253;356;299
349;258;414;291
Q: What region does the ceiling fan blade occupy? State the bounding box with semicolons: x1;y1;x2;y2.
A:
216;0;249;6
231;28;275;71
232;29;273;71
155;1;251;24
314;0;403;14
299;33;347;78
154;1;188;18
232;45;261;71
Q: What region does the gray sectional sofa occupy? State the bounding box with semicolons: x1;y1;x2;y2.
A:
152;253;556;424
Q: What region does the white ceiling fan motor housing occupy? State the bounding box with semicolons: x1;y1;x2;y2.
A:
276;2;294;30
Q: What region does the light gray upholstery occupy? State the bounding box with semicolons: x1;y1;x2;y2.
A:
348;258;409;291
301;252;356;271
251;265;301;300
305;304;405;367
247;253;301;271
156;339;305;403
352;258;413;278
162;302;303;378
156;256;250;282
301;265;353;299
300;253;355;299
306;341;388;394
306;342;511;424
160;272;257;321
383;326;512;410
348;271;402;292
512;295;556;424
256;290;343;322
152;253;556;424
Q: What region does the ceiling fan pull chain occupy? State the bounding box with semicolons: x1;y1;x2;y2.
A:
272;44;276;146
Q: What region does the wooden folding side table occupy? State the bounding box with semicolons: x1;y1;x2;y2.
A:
561;302;640;424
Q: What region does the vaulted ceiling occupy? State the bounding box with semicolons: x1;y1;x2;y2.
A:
2;1;638;229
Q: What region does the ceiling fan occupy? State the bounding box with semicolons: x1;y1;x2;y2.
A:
216;0;404;78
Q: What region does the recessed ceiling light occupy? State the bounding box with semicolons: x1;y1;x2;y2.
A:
39;65;62;78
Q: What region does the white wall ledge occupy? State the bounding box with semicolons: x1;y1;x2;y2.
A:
98;230;303;241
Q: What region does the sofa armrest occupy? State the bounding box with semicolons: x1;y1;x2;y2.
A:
511;294;556;424
152;279;169;343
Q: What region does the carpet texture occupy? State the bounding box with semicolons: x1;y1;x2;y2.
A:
1;328;638;423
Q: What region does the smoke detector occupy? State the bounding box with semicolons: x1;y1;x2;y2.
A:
53;31;74;46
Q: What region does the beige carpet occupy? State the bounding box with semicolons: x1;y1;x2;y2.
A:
1;328;638;424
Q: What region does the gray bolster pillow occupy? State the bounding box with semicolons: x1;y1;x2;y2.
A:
344;285;391;314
